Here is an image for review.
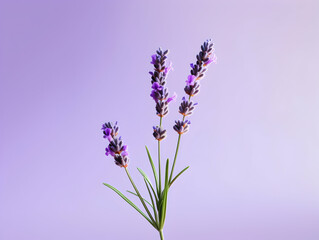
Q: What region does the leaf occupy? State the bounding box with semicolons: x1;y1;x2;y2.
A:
145;146;159;192
137;167;158;203
160;158;170;229
169;166;190;187
143;179;159;226
126;190;154;209
103;183;156;228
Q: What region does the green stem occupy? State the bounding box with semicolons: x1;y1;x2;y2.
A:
158;116;163;195
169;133;181;183
159;230;164;240
125;167;156;226
169;95;191;183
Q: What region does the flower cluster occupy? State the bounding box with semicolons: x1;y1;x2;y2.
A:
102;122;129;168
174;39;216;135
173;120;191;135
152;126;167;141
184;39;216;97
149;48;176;118
178;96;198;116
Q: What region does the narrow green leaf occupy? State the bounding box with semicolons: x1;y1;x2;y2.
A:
160;158;170;228
144;179;159;226
103;183;156;228
137;167;159;203
126;190;154;209
145;146;159;192
169;166;190;187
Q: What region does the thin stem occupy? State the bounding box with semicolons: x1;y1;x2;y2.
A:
158;116;163;195
169;95;191;183
125;167;157;226
169;133;181;183
159;230;164;240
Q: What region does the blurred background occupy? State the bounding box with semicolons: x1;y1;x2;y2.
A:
1;0;319;239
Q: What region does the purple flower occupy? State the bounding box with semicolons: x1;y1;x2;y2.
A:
167;92;177;103
103;128;112;141
152;82;163;90
204;53;217;66
102;122;130;168
178;97;198;116
184;81;200;97
105;147;110;156
150;83;168;102
173;120;191;135
186;75;196;86
190;63;195;69
114;152;129;168
150;54;157;64
164;62;173;75
102;122;119;141
153;126;167;141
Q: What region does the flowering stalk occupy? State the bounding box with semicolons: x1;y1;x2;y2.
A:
150;48;175;195
100;40;216;240
170;39;216;183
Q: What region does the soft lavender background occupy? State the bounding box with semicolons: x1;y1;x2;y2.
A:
1;0;319;239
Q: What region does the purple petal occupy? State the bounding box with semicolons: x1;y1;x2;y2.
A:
105;147;110;156
121;151;128;157
150;90;158;102
186;75;196;86
151;82;162;90
151;54;157;64
182;96;186;101
164;61;173;75
149;71;154;76
190;63;194;69
194;102;198;106
122;145;128;151
167;92;177;103
204;53;217;66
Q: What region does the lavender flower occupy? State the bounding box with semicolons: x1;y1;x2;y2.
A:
184;81;200;97
102;121;119;141
184;39;216;97
114;152;129;168
153;126;167;141
102;122;129;168
178;97;198;116
175;39;216;135
185;75;196;86
173;120;191;135
149;48;176;118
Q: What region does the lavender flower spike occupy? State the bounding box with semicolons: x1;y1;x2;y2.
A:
183;39;216;99
102;121;129;168
178;97;197;116
173;120;191;135
153;126;167;141
167;92;177;103
149;48;175;118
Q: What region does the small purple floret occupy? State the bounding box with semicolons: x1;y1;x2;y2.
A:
152;82;163;90
164;62;173;75
167;92;177;103
186;75;196;86
151;54;157;64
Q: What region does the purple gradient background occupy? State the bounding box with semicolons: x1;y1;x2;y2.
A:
1;0;319;239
